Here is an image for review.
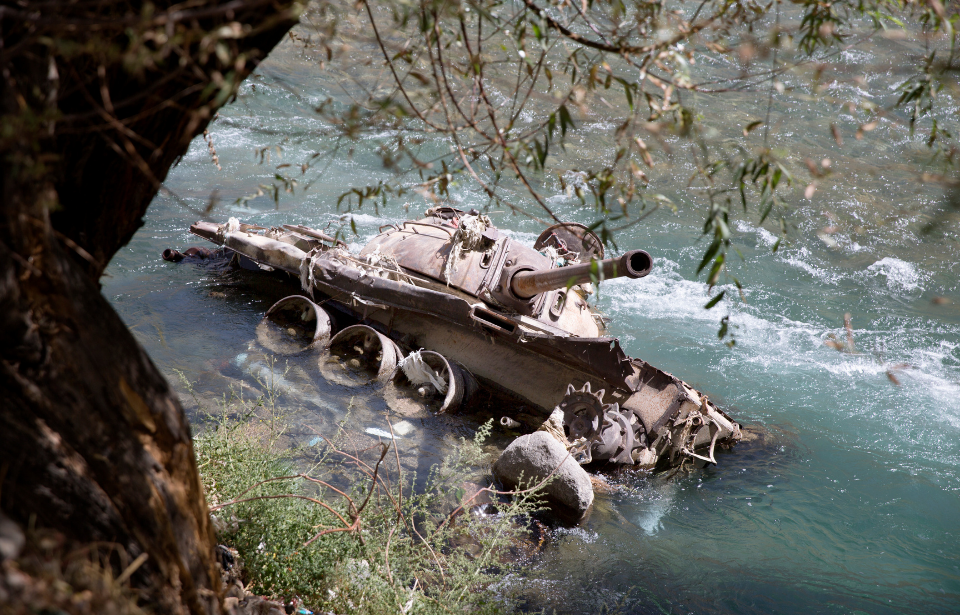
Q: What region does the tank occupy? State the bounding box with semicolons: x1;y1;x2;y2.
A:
186;208;741;469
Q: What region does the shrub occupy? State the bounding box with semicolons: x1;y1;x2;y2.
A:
195;402;544;614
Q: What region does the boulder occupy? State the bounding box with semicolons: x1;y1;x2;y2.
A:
493;431;594;519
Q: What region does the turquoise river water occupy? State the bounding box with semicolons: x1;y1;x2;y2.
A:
103;11;959;615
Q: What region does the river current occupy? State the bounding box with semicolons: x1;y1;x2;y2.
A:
104;11;959;614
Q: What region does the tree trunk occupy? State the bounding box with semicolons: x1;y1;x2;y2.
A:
0;2;299;613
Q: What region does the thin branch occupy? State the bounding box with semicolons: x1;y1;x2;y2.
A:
519;0;718;57
434;448;573;533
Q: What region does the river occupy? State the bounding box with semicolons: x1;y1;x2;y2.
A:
103;7;959;614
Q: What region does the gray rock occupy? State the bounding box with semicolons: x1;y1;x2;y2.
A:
493;431;594;519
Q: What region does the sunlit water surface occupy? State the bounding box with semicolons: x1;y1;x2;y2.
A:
104;17;960;615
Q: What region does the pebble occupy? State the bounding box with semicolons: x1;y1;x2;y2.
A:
391;420;415;436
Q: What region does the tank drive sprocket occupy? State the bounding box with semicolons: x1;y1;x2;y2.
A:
559;382;608;441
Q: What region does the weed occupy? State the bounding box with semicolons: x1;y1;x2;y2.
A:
194;397;544;614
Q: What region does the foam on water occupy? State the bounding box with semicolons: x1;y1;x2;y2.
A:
342;212;393;227
632;481;677;536
604;258;719;322
496;228;544;246
602;242;960;485
551;526;599;544
866;256;923;292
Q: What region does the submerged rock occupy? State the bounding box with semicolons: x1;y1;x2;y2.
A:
493;431;594;519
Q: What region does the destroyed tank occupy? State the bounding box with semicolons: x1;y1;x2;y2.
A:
187;207;742;469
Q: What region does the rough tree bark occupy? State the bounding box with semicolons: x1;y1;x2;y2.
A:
0;2;299;613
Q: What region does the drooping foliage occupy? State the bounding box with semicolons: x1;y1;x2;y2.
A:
261;0;960;339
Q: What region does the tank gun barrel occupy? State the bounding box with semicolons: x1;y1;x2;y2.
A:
510;250;653;300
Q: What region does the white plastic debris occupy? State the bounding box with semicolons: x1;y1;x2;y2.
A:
216;216;241;242
539;245;561;267
398;350;448;394
365;427;397;439
299;247;323;297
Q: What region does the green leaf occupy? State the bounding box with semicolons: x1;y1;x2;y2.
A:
696;239;721;274
558;104;574;137
535;138;548;166
743;120;763;136
620;79;634;111
707;254;725;286
717;218;730;240
705;290;726;309
758;198;774;224
770;166;782;191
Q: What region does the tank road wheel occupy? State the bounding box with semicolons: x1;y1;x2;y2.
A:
386;350;478;415
320;325;402;386
256;295;332;355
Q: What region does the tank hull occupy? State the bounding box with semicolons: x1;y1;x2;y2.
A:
188;216;741;469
